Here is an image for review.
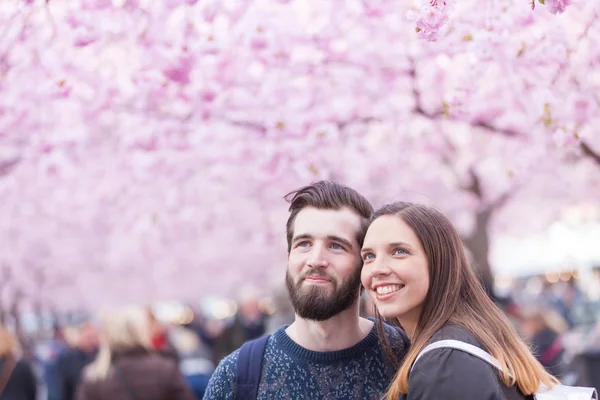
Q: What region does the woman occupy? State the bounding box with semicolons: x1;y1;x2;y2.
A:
360;202;558;399
0;326;37;400
76;306;195;400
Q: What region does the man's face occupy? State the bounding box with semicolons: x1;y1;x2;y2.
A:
286;207;363;321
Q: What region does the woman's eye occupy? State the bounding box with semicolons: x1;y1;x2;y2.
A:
393;248;407;255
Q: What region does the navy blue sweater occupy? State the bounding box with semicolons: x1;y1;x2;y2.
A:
203;322;408;399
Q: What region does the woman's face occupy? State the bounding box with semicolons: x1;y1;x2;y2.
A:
361;215;430;332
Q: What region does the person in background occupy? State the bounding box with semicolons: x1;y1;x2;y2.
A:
170;325;215;399
520;306;568;379
148;308;179;363
58;322;100;400
182;308;223;366
213;291;268;362
37;325;70;400
265;284;295;334
359;292;376;318
0;325;37;400
76;306;195;400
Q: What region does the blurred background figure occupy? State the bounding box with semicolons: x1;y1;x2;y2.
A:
181;307;223;366
147;308;179;362
359;292;376;319
540;280;586;330
265;284;295;334
214;288;267;361
36;325;71;400
519;305;568;378
0;325;37;400
76;306;195;400
170;324;215;399
58;322;99;400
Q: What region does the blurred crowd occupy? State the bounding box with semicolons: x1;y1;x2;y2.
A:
1;276;599;400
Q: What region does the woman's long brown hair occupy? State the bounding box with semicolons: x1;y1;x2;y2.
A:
372;202;558;399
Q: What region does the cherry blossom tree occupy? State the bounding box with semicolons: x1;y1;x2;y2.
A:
0;0;598;310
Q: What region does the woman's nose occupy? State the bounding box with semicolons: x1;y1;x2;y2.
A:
369;257;391;277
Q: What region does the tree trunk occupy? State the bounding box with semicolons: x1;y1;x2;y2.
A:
9;292;23;338
463;207;495;298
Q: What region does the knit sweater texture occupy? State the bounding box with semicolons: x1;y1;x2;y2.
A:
203;321;408;399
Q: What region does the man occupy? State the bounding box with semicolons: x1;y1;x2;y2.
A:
58;322;99;400
37;325;69;400
204;181;409;399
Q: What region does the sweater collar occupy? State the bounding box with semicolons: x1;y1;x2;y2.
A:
272;322;380;363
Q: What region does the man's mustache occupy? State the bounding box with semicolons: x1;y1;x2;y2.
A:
299;270;335;283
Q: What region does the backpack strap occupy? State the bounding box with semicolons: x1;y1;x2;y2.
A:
236;335;270;400
412;339;512;378
412;340;599;400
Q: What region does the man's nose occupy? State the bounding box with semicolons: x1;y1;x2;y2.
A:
307;244;329;268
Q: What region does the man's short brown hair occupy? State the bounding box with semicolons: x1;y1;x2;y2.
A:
284;181;374;252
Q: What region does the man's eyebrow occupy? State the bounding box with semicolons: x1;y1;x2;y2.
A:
328;235;354;249
291;234;312;242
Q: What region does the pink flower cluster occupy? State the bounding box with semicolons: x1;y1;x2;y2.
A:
544;0;572;14
406;0;451;42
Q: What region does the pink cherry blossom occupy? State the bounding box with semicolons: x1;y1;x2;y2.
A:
0;0;598;310
544;0;572;14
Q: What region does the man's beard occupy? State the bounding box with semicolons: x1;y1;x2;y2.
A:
285;266;362;321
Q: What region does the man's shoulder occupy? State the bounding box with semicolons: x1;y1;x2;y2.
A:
213;333;275;376
380;320;410;349
214;347;241;376
203;349;240;399
204;334;277;400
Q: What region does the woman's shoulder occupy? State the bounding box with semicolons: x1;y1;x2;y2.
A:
415;324;492;373
429;323;482;347
407;325;508;399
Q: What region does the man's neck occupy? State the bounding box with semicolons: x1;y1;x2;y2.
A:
285;305;374;352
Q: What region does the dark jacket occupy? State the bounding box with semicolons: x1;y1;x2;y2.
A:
401;324;534;400
75;348;195;400
58;348;97;400
0;357;37;400
531;328;565;378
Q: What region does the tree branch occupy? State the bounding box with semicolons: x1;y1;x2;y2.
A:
0;155;21;177
408;62;520;137
219;117;267;135
219;115;377;136
580;140;600;167
465;167;483;199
